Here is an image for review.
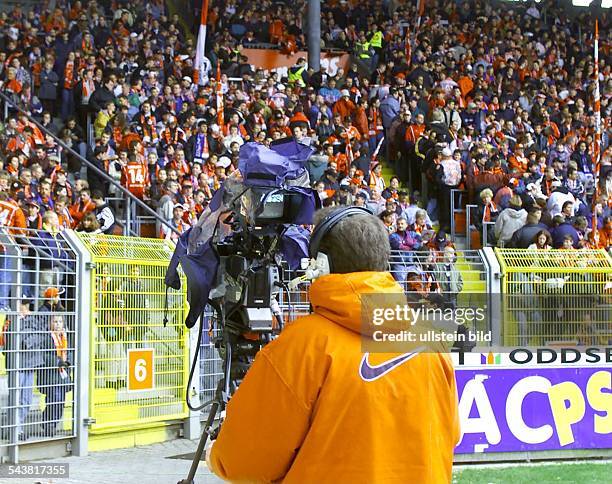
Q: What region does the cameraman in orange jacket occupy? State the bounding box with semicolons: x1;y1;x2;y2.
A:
208;206;460;483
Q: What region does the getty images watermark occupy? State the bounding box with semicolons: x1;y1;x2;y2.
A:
360;293;491;353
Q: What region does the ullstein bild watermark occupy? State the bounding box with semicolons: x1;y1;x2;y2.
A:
360;293;491;353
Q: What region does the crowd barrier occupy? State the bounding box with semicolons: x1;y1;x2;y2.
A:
198;250;491;413
76;234;189;435
496;248;612;347
0;232;610;463
0;228;78;463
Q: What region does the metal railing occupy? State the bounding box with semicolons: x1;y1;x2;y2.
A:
496;248;612;346
0;91;178;238
198;249;491;414
450;189;466;241
76;233;189;433
0;228;79;463
465;204;478;250
482;221;496;248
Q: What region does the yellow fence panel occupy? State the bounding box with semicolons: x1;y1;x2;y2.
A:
495;249;612;346
77;234;188;433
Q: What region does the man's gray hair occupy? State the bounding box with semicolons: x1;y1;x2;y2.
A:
312;207;390;273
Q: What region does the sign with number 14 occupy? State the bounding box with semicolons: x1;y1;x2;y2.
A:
128;348;154;391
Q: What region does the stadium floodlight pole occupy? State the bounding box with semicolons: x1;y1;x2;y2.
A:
307;0;321;72
592;20;602;245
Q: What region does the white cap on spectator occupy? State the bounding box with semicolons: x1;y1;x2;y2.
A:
339;178;350;187
341;89;350;97
441;147;452;157
216;156;231;168
174;204;187;210
551;179;562;188
182;76;192;83
277;84;286;91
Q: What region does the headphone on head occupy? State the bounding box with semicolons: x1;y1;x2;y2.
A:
288;206;374;289
308;206;373;273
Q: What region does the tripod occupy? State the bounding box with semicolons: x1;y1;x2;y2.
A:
178;323;235;484
177;261;280;483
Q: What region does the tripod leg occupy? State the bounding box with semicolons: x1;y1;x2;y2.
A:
178;400;219;484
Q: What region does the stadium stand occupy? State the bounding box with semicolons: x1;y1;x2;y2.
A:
0;0;608;341
0;0;610;464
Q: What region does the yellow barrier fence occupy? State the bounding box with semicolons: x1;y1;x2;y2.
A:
495;249;612;346
77;234;188;433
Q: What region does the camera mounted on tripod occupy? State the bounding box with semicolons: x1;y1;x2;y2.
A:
165;136;319;387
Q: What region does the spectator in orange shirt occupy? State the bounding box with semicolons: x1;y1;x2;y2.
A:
69;188;95;228
404;113;426;146
121;154;150;200
332;90;356;123
508;143;529;174
590;216;612;252
54;196;73;230
3;66;23;96
0;190;27;309
352;97;369;149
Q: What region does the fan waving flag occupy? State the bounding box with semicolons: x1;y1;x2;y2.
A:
194;0;210;86
593;20;601;176
591;20;602;247
216;63;224;127
417;0;427;17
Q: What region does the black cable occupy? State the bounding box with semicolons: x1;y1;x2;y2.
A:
181;189;287;411
185;308;214;412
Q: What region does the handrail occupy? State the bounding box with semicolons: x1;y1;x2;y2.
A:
0;90;179;236
482;221;496;248
450;188;466;241
2;227;73;278
465;204;478;250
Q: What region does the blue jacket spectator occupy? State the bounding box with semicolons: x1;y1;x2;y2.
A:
379;90;401;129
551;219;580;249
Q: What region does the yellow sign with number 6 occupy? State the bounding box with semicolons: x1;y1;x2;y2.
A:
128;348;154;391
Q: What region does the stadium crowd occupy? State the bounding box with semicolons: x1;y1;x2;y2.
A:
0;0;609;257
0;0;609;450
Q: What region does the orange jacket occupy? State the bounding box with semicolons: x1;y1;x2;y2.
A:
269;20;285;43
0;199;26;235
210;272;459;483
508;154;528;174
333;98;357;123
405;123;426;144
353;106;369;139
590;227;611;250
69;200;96;227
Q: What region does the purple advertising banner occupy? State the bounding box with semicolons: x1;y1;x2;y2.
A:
454;366;612;454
